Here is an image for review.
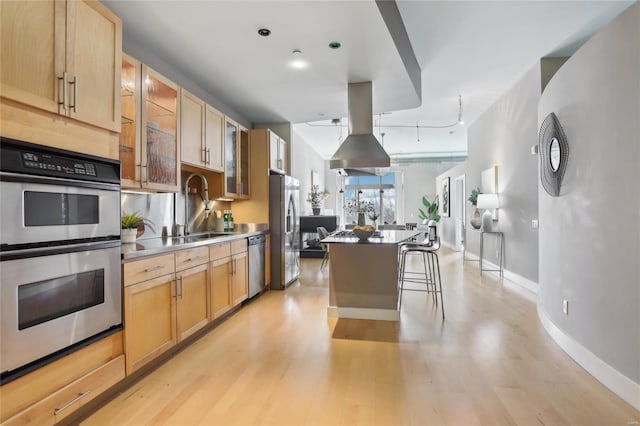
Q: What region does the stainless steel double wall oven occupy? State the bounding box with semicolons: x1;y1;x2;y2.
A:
0;138;122;382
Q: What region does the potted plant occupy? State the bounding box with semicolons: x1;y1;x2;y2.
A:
418;195;441;223
306;185;329;215
121;211;154;243
468;187;482;229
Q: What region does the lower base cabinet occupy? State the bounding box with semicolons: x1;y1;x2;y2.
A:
176;263;210;341
123;272;177;374
1;332;124;425
230;251;248;306
210;256;232;319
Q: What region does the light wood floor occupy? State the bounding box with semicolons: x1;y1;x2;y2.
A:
83;249;639;425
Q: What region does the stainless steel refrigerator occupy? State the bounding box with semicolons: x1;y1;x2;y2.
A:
269;175;300;289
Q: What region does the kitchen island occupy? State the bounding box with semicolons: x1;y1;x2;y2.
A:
321;230;422;321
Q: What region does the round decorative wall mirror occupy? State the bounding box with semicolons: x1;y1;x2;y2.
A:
538;112;569;197
549;138;561;171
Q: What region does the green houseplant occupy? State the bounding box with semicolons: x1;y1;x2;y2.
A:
418;195;441;223
468;187;482;229
121;211;154;243
306;185;329;215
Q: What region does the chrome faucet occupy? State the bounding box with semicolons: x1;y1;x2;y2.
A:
184;172;210;235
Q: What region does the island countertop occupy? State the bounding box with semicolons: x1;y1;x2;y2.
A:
321;229;423;245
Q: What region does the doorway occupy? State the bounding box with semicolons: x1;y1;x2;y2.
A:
454;175;466;251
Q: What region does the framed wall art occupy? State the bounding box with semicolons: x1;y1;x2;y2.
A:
441;176;450;218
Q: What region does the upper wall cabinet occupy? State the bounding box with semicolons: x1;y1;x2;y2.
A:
120;55;180;192
0;0;121;132
268;130;287;174
220;119;249;199
180;89;224;173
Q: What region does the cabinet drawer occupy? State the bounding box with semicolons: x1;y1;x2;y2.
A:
123;254;175;286
209;242;231;261
0;331;122;422
231;239;247;255
4;356;125;426
175;247;209;271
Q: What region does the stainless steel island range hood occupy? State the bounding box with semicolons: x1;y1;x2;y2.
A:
329;82;390;176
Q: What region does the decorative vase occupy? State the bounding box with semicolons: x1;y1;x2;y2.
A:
122;228;137;244
357;212;366;226
312;207;321;215
470;208;482;230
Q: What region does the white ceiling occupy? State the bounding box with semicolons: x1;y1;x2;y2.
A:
104;0;634;160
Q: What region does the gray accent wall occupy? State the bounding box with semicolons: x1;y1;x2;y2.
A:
437;65;541;283
538;3;639;383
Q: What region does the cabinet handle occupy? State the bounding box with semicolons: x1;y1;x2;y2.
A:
144;265;164;272
54;390;91;415
185;255;203;262
69;75;78;113
178;276;183;299
206;148;211;165
142;163;149;184
58;72;68;109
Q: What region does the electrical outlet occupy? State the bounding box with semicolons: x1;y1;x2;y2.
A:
531;219;539;229
563;299;569;315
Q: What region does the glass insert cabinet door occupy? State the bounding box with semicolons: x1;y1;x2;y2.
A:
225;119;238;195
119;54;141;187
141;65;179;191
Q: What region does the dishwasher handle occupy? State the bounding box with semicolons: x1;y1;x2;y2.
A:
248;235;266;246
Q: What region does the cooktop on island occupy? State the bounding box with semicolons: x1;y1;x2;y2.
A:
332;230;383;238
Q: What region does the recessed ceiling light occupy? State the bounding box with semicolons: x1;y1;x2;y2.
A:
289;49;308;69
258;28;271;37
329;41;341;49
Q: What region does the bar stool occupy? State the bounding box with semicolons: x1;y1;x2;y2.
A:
316;226;330;270
398;236;444;319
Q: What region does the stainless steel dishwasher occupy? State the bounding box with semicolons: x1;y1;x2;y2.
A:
248;234;266;298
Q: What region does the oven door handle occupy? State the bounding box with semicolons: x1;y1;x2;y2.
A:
1;240;121;261
0;172;120;191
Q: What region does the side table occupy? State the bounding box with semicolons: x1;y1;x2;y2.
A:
480;230;504;277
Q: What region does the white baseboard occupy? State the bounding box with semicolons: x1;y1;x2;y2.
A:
327;306;400;321
538;306;640;412
441;239;458;251
462;252;539;294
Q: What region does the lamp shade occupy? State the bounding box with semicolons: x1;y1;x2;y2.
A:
477;193;499;209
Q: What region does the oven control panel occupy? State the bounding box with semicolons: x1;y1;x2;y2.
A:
22;152;97;177
0;137;120;184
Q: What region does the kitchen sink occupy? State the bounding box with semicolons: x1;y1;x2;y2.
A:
184;232;235;241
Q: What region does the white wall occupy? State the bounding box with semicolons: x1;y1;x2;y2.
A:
400;162;457;225
290;130;330;216
538;2;639;398
437;64;541;283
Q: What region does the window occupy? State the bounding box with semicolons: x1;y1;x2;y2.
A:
338;173;399;226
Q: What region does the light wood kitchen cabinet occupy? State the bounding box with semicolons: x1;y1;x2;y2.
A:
180;89;224;172
120;53;141;187
175;247;210;341
210;256;232;319
123;253;177;374
209;239;248;316
3;356;125;426
0;331;123;425
123;272;177;374
219;119;250;199
230;251;248;306
0;0;121;132
119;58;180;191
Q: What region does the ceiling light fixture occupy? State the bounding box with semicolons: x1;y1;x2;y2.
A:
289;49;308;69
329;41;341;49
257;28;271;37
